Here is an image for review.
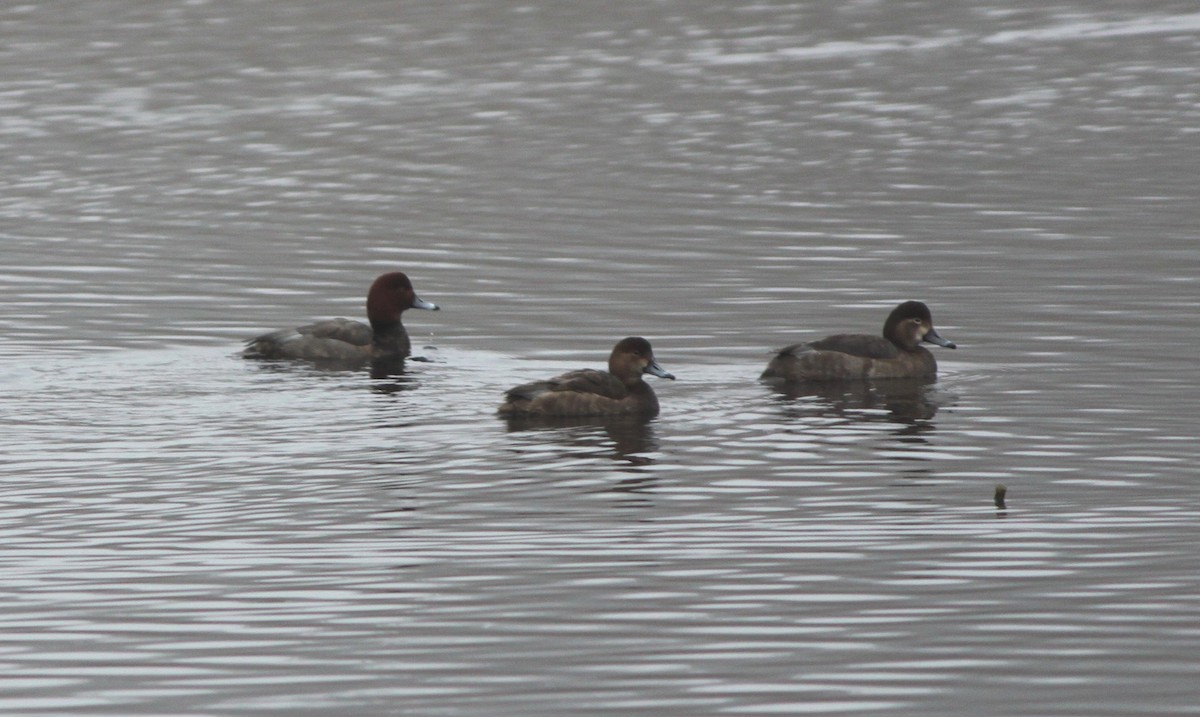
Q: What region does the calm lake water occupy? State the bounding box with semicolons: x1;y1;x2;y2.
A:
2;1;1198;714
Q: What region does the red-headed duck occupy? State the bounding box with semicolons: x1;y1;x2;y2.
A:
499;337;675;417
243;272;439;364
761;300;956;382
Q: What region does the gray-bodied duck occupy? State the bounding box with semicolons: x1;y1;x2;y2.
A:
244;272;439;364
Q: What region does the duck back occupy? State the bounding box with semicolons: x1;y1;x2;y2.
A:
244;318;375;362
762;334;937;381
808;334;900;360
501;368;653;417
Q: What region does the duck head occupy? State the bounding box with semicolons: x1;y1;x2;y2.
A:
609;336;675;385
883;300;956;351
366;272;439;330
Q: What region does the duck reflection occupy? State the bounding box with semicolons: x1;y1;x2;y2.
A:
368;370;419;396
369;356;413;381
243;354;414;380
767;377;942;435
766;378;952;487
503;414;661;473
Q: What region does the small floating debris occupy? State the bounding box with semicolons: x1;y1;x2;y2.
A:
994;484;1007;510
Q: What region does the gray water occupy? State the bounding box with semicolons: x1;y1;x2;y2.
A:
2;2;1199;715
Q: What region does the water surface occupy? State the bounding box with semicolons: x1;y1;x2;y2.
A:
2;1;1198;714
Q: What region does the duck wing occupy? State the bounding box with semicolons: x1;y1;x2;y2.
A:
295;318;372;346
244;318;373;361
504;368;628;404
547;368;629;399
805;333;900;359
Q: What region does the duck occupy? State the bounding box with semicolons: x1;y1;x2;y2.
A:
499;337;675;417
761;300;955;382
243;272;439;364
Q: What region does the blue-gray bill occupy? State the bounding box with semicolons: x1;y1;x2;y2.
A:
646;360;675;380
924;328;955;349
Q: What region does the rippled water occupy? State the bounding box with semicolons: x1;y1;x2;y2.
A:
2;1;1199;714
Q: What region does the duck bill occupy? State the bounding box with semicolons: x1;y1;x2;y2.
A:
412;296;439;311
923;327;956;349
645;360;675;380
